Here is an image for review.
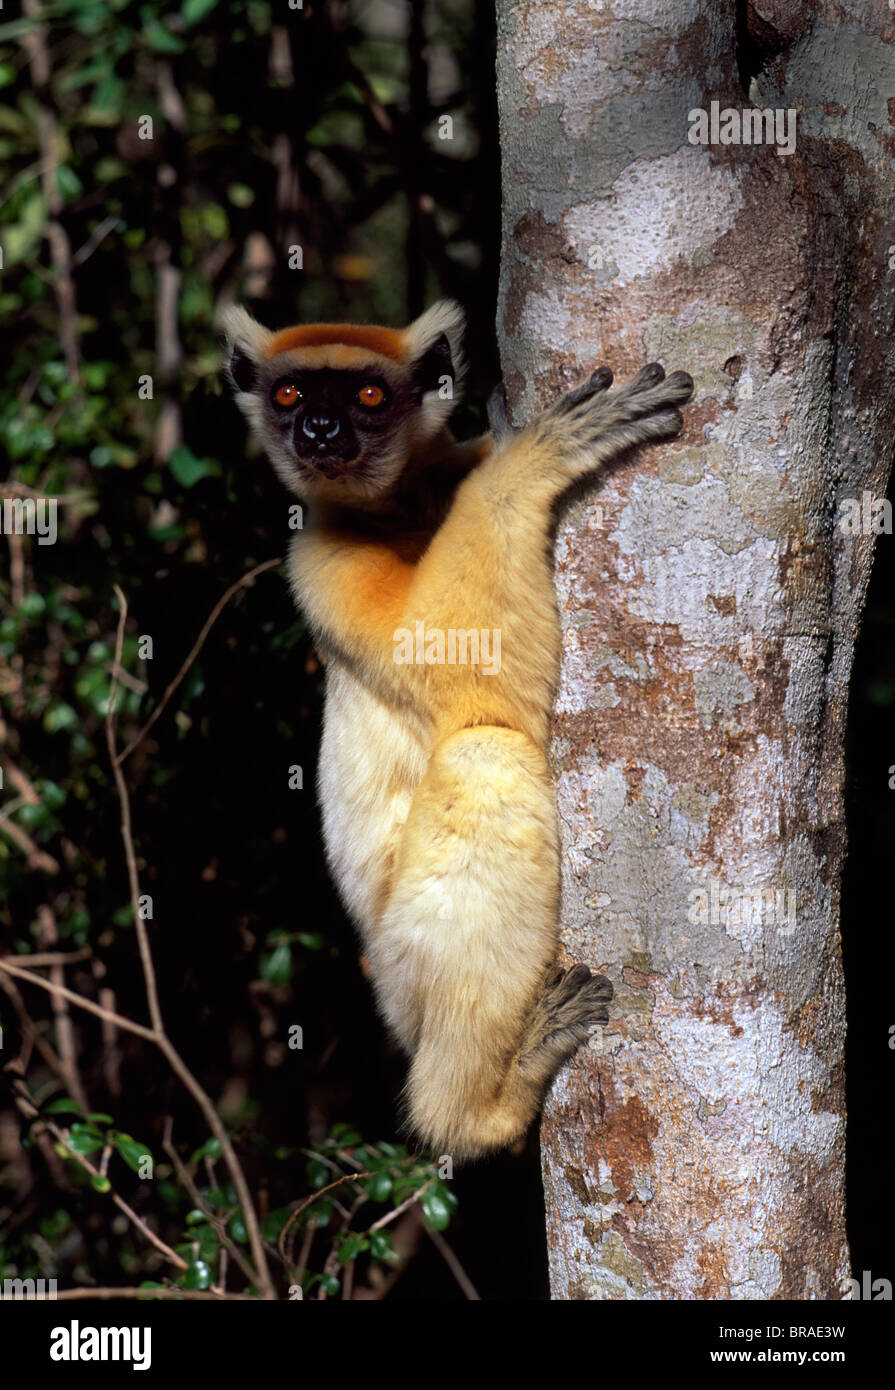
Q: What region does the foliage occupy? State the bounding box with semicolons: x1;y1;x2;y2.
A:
0;0;498;1300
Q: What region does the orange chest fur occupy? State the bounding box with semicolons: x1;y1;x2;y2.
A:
292;528;428;649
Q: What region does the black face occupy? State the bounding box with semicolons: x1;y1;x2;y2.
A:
267;368;405;479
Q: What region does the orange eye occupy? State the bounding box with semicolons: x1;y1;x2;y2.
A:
357;384;385;408
274;383;300;408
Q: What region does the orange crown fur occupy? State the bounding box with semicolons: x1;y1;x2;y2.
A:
265;324;406;362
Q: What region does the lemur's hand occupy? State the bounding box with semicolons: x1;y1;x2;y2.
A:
537;362;694;458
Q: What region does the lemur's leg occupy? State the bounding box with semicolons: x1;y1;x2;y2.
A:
367;726;611;1160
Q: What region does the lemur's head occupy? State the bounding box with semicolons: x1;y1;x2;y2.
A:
221;300;465;503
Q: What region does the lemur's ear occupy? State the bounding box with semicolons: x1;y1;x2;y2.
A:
219;305;274;393
403;299;467;397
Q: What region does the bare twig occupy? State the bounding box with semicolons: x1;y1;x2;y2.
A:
105;588;163;1036
0;812;60;875
426;1225;481;1301
116;559;282;765
368;1175;437;1233
98;985;122;1099
2;755;41;803
43;1119;187;1274
105;588;275;1299
0;961;157;1042
161;1123;258;1288
277;1171;375;1266
53;1287;259;1302
71;215;122;269
38;904;89;1113
4;949;91;969
0;973;66;1075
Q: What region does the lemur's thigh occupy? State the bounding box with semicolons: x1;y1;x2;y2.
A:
366;726;560;1056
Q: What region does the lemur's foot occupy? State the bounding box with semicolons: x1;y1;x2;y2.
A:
541;362;694;457
518;962;613;1084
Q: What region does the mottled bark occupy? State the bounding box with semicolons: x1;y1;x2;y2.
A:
496;0;895;1300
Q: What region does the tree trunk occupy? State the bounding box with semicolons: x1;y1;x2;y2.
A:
495;0;895;1300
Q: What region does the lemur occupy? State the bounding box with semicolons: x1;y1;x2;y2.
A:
223;299;693;1160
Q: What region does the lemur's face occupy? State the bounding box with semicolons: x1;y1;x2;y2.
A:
249;360;420;496
223;307;463;505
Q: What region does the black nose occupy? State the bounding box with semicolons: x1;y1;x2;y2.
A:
302;414;340;442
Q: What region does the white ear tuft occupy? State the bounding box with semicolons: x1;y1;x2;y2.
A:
403;298;467;391
218;304;274;362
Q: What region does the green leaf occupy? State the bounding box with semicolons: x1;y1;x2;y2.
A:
182;0;220;27
141;15;187;53
330;1122;362;1145
86;1112;114;1126
364;1171;393;1203
45;1098;84;1117
229;1214;248;1244
16;802;50;830
57;165;84;199
420;1187;453;1232
261;1207;292;1241
91;1174;112;1194
261;943;292;986
181;1259;212;1290
67;1124;104;1157
370;1230;398;1264
43;701;79;734
38;780;66;810
319;1273;340;1296
114;1133;154;1173
337;1232;369;1265
190;1136;222;1164
168;445;221;488
306;1159;329;1190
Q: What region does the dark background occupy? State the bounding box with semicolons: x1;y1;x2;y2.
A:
0;0;891;1300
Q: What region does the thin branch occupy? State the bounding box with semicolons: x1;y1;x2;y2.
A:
43;1119;187;1273
161;1124;258;1288
368;1175;437;1232
105;587;163;1036
0;973;66;1075
104;588;275;1299
278;1172;375;1264
426;1226;481;1301
0;952;273;1295
0;811;60;875
116;559;282;765
0;961;158;1042
71;215;122;269
6;948;92;968
53;1287;258;1302
38;903;89;1114
1;755;41;803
